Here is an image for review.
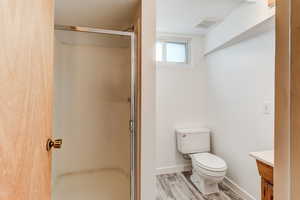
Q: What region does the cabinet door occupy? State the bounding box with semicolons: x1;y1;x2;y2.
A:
0;1;53;200
267;183;273;200
262;179;268;200
262;178;274;200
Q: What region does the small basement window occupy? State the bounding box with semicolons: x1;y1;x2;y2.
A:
156;39;190;64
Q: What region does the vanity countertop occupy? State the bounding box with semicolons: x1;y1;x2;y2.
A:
250;150;274;167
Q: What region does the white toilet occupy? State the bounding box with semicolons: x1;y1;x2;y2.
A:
176;128;227;195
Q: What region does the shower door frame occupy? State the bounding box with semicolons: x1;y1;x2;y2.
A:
54;25;137;200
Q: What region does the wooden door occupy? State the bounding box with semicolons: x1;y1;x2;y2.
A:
0;1;53;200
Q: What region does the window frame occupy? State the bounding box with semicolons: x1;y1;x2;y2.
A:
156;37;191;66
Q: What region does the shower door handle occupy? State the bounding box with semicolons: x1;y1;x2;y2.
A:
46;139;62;151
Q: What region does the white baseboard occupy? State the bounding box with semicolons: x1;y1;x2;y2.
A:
223;177;257;200
156;164;192;175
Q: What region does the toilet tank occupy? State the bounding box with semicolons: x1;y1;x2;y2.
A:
176;128;210;154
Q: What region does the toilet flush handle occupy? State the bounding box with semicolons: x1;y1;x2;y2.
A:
46;139;62;151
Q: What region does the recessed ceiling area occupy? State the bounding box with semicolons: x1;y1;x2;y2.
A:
55;0;139;30
156;0;244;35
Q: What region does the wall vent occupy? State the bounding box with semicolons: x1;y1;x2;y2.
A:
195;19;219;29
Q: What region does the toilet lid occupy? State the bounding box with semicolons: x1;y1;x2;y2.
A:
191;153;227;172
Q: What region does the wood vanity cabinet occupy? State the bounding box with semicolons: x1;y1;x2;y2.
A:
256;160;273;200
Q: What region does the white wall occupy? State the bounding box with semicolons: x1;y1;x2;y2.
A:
156;35;208;174
206;30;275;199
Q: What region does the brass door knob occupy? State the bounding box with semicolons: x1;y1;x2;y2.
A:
46;139;62;151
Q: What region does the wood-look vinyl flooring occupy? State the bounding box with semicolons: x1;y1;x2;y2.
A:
156;173;245;200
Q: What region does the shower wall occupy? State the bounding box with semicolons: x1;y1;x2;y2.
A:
53;30;131;199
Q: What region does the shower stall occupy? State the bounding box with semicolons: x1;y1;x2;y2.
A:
52;25;136;200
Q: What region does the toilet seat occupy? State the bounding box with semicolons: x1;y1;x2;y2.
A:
191;153;227;172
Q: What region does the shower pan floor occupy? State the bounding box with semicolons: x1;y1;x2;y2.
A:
52;169;130;200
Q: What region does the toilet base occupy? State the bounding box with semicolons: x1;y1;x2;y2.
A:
191;172;220;195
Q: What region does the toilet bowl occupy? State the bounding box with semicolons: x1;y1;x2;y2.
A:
176;128;228;195
190;153;227;194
